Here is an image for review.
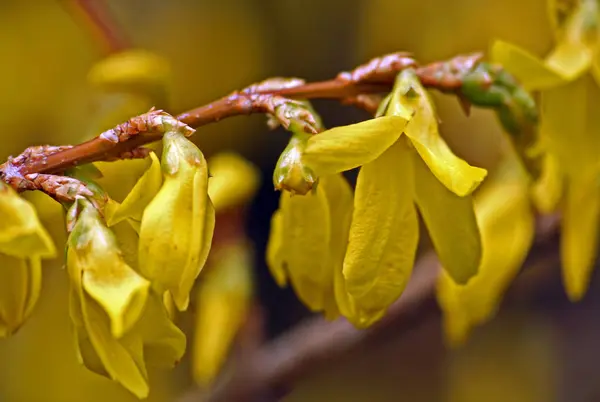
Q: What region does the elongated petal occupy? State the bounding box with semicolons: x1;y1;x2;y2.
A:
129;293;186;369
68;202;150;338
322;174;356;321
172;198;215;310
561;175;600;301
531;153;564;214
437;156;535;346
0;255;33;335
279;187;331;312
193;241;253;385
302;116;407;176
266;210;287;287
490;40;565;91
0;184;55;258
413;155;481;284
399;71;487;196
343;140;419;328
138;132;213;311
79;293;149;399
107;152;162;226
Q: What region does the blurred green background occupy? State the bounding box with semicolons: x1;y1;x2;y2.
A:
3;1;598;402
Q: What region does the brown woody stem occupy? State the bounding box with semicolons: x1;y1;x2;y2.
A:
5;52;484;181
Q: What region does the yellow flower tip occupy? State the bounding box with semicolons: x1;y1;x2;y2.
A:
207;152;261;212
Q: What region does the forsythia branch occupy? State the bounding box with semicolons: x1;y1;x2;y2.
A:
0;52;489;194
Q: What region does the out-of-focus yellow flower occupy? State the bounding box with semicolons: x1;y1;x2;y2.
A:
0;182;55;337
193;241;254;386
437;154;535;346
67;199;185;398
138;131;215;311
492;0;600;301
191;152;260;386
207;152;261;212
0;182;56;258
267;69;486;327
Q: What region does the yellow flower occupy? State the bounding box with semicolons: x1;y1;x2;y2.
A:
268;69;486;327
437;154;535;346
0;182;55;337
192;241;254;386
492;0;600;300
207;152;261;212
67;199;185;398
138;131;215;311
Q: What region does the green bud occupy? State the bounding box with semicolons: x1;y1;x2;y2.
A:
273;132;317;195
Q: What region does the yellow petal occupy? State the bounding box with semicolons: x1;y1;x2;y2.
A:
541;75;600;175
107;152;162;226
138;132;213;311
530;153;564;214
0;184;55;258
78;293;149;399
302;116;407;176
172;199;216;310
279;186;331;312
545;0;597;80
437;156;535;346
129;293;186;369
343;139;419;328
0;255;40;335
207;152;261;212
561;175;600;301
68;202;150;338
399;70;487;196
490;40;565;91
322;174;355;321
266;210;287;287
193;241;253;385
414;155;481;284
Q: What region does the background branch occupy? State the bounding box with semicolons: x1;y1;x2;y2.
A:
178;214;560;402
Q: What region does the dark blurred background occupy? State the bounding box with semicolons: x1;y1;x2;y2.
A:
2;1;600;401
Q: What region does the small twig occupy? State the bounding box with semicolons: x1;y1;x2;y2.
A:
178;214;559;402
67;0;130;54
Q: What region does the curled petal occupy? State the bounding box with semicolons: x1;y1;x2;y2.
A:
413;155;481;284
398;70;487;196
107;152;162;226
343;140;419;328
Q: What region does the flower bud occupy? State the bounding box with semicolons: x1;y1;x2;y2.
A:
138;131;215;311
273;132;316;195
